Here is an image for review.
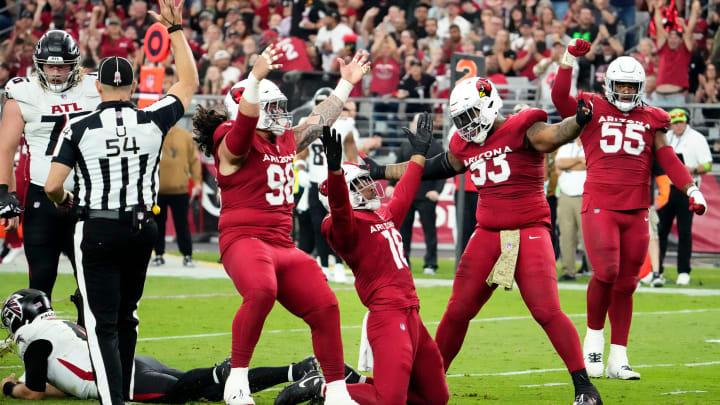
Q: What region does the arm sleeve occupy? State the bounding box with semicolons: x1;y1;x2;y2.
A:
323;170;357;250
224;111;259;157
143;95;185;135
656;145;694;188
551;67;579;119
387;161;424;224
421;151;459;180
22;339;52;393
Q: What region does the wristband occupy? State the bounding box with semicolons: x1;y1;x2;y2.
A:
560;50;576;67
243;72;260;104
332;79;353;104
3;381;16;397
167;24;183;34
686;185;699;198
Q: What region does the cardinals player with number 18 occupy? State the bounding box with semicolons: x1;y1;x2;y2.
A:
552;39;707;380
0;31;100;301
191;45;371;405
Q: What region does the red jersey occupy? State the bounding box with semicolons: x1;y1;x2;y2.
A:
100;34;136;59
213;121;297;250
321;163;422;311
657;43;691;89
573;92;670;210
274;37;314;71
370;57;401;95
449;108;550;231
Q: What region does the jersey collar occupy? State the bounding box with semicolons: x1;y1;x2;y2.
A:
97;100;136;110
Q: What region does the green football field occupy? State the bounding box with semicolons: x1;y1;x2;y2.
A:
1;257;719;405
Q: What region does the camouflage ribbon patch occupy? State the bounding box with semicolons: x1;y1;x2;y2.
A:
486;229;520;290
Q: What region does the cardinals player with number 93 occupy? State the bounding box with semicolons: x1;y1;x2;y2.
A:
552;39;707;381
191;45;371;405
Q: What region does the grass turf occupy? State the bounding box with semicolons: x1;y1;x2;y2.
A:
1;259;719;404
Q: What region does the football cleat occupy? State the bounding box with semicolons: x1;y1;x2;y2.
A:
274;370;324;405
573;392;603;405
650;273;666;287
183;255;195;267
606;363;641;380
333;263;348;283
291;355;319;381
0;336;13;357
224;369;254;405
213;356;232;385
639;272;653;285
423;267;437;275
676;272;690;286
152;256;165;266
584;352;604;378
344;363;363;384
0;247;23;265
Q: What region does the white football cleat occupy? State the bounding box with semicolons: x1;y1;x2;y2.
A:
606;362;641;380
333;263;348;283
676;272;690;286
639;272;653;285
0;246;23;265
224;368;254;405
583;330;604;378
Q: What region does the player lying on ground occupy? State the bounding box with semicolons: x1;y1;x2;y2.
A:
0;288;319;403
274;116;449;405
551;39;707;380
191;44;371;405
365;77;602;405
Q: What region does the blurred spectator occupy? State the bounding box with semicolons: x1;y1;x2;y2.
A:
537;3;557;34
591;0;619;35
418;18;442;52
649;0;681;37
271;36;315;71
485;54;509;88
125;0;153;42
370;31;402;95
0;62;10;88
202;24;224;53
460;0;483;30
3;35;35;78
315;7;354;71
556;138;592;281
568;5;599;43
442;24;463;61
213;49;241;91
162;66;176;93
51;11;79;42
654;0;700;105
11;10;42;41
511;18;535;52
95;0;127;28
632;38;657;76
586;32;624;92
507;5;528;36
153;126;202;268
438;0;471;39
291;0;325;39
488;29;516;75
34;0;71;32
643;74;659;103
89;11;137;62
546;19;571;48
254;0;283;32
202;65;224;96
611;0;637;47
514;28;551;80
477;15;503;54
399;29;423;62
409;3;429;39
223;7;244;35
425;46;446;77
397;59;436;113
535;40;579;110
335;0;358;29
429;0;448;21
375;5;404;34
695;63;719;103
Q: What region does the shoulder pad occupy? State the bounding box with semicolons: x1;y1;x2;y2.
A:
4;77;33;101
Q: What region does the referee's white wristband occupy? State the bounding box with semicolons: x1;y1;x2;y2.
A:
332;79;354;104
560;50;576;67
243;73;261;104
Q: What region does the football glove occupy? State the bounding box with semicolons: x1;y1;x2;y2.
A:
0;185;23;219
576;99;593;127
321;126;342;171
686;186;707;215
402;111;434;157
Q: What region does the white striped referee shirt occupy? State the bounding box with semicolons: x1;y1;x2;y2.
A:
52;95;184;210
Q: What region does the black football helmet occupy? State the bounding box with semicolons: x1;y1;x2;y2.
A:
1;289;55;334
312;87;333;106
33;30;81;92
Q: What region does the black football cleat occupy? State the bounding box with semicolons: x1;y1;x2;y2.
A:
291;355;319;381
213;356;232;385
274;370;324;405
574;384;603;405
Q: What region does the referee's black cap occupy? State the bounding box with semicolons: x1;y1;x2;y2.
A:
98;56;134;87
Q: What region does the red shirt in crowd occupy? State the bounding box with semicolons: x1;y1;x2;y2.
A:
274;37;314;71
255;0;283;31
370;57;401;95
657;42;691;89
100;33;136;59
516;49;551;80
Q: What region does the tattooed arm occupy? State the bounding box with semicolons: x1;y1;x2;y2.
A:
524;99;593;153
293;95;345;151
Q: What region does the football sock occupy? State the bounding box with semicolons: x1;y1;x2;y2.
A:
586;276;613;330
247;366;292;393
163;367;215;403
608;286;633;346
608;344;629;366
570;368;592;389
303;304;345;382
435;312;473;371
585;327;604;348
231;289;276;368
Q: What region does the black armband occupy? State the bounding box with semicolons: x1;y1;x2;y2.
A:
167;25;183;34
3;381;16;397
422;152;457;180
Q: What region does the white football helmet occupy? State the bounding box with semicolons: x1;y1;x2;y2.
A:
449;77;503;144
318;162;385;211
604;56;645;112
224;79;292;135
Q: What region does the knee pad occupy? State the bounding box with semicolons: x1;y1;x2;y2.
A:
528;305;560;326
613;275;637;296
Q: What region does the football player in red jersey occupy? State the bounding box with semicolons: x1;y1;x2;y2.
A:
274;116;449;405
366;77;602;405
191;46;371;405
552;39;708;380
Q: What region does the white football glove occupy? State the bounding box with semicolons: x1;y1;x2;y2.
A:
686;186;707;215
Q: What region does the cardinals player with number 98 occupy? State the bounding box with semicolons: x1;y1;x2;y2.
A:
191;45;371;405
552;39;707;381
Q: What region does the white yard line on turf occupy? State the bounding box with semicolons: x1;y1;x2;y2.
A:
662;390;709;395
137;308;720;342
445;361;720;378
706;339;720;343
520;383;568;387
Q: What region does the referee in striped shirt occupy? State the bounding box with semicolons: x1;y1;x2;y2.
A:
43;0;198;403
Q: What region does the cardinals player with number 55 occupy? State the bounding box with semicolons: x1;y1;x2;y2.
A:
0;31;100;301
552;39;708;381
367;77;602;405
191;45;371;405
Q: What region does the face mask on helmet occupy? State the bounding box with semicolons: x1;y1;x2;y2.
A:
605;80;643;112
604;56;645;112
347;172;384;211
450;77;502;144
34;30;81;93
259;98;292;135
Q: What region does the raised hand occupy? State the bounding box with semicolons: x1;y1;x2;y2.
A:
568;38;591;56
148;0;184;27
338;49;371;85
322;126;343;171
402;112;434;156
575;99;593;127
251;44;284;80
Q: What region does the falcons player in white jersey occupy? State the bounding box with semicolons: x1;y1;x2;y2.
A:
0;289;322;402
0;31;101;301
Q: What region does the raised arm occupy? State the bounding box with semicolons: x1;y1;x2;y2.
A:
525;99;593;153
293;50;371;152
553;38;591;118
148;0;199;111
653;0;668;49
321;126;357;250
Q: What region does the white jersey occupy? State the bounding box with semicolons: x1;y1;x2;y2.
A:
4;74;101;189
14;318;99;400
305;118;358;184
